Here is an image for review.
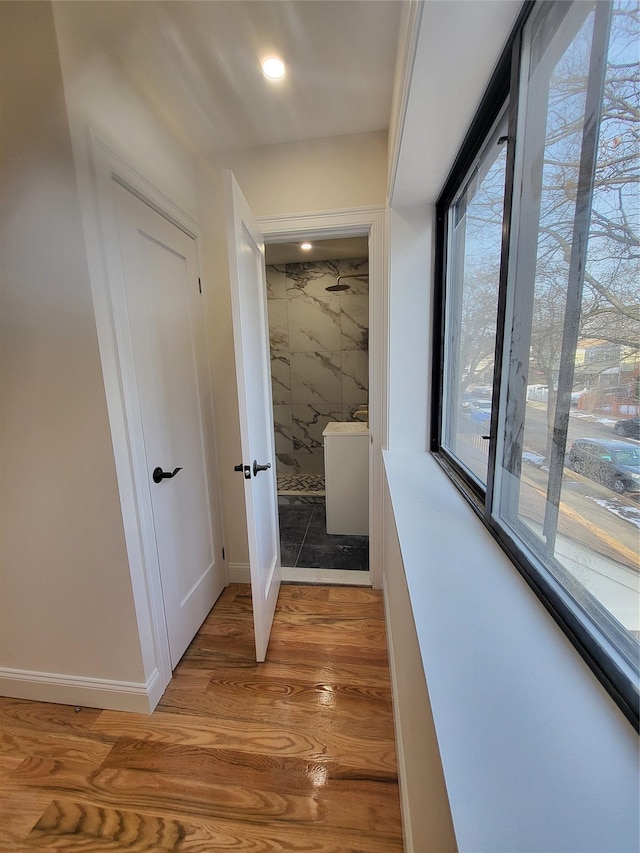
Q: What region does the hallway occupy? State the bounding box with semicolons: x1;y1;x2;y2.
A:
0;584;403;851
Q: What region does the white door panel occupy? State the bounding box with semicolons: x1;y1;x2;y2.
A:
114;183;223;667
225;172;281;661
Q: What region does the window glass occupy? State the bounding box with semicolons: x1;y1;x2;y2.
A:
442;112;508;485
436;0;639;722
496;0;639;654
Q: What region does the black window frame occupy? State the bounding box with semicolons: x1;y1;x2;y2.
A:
432;0;639;731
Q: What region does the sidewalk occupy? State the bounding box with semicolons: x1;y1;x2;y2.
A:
525;519;639;635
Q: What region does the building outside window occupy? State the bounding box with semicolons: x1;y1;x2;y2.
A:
435;0;639;727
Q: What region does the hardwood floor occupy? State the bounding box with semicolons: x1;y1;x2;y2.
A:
0;584;404;851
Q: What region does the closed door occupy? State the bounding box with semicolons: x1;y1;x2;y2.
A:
225;171;281;661
114;182;224;668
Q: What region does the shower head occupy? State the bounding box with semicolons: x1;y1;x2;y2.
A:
325;273;369;293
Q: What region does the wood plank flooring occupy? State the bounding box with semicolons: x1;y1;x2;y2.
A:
0;584;404;851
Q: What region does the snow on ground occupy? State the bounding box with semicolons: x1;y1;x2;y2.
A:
523;450;545;467
585;495;640;530
570;411;617;426
523;447;640;530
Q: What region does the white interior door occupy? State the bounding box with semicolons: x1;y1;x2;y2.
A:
225;171;281;661
114;182;224;668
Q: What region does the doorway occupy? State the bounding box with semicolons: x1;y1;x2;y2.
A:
254;206;384;592
264;237;370;582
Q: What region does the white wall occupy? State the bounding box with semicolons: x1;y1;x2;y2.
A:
0;1;145;699
390;0;523;207
220;131;387;217
383;473;457;853
387;204;432;451
384;2;640;850
51;2;202;222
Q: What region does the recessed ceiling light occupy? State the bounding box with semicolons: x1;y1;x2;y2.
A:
300;242;312;251
262;56;285;80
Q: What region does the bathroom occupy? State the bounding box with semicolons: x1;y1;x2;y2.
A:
265;238;370;576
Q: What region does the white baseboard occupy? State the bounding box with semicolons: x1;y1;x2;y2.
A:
0;666;161;714
383;574;414;853
228;562;250;583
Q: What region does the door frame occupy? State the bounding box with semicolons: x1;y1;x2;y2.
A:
81;132;223;707
258;206;387;590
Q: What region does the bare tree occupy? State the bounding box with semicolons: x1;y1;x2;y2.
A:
528;1;639;442
448;3;638;464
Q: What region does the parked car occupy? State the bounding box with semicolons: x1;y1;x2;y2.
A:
613;416;640;439
568;438;640;494
464;399;492;427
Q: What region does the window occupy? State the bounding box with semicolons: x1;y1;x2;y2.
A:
435;0;639;728
442;109;508;487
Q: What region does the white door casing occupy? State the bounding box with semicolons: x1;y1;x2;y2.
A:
82;135;225;706
258;207;386;591
113;183;224;668
225;171;281;661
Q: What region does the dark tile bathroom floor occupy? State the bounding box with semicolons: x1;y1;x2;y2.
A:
278;499;369;571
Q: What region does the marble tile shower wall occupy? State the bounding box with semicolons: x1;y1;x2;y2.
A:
267;258;368;477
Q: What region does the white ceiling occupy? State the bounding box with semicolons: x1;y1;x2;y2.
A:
57;0;405;156
265;236;369;266
56;1;527;216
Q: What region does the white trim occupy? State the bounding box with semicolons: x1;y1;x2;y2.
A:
258;207;387;591
387;0;424;206
258;204;384;231
282;568;371;586
383;573;415;853
0;667;161;714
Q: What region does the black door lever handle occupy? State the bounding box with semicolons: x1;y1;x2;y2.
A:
253;460;272;477
152;466;182;484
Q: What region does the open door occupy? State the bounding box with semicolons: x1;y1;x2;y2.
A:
225;171;281;661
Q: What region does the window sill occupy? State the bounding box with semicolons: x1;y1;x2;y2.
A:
382;448;639;852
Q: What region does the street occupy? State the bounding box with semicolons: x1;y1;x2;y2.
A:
456;402;639;572
521;402;639;569
522;401;634;458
